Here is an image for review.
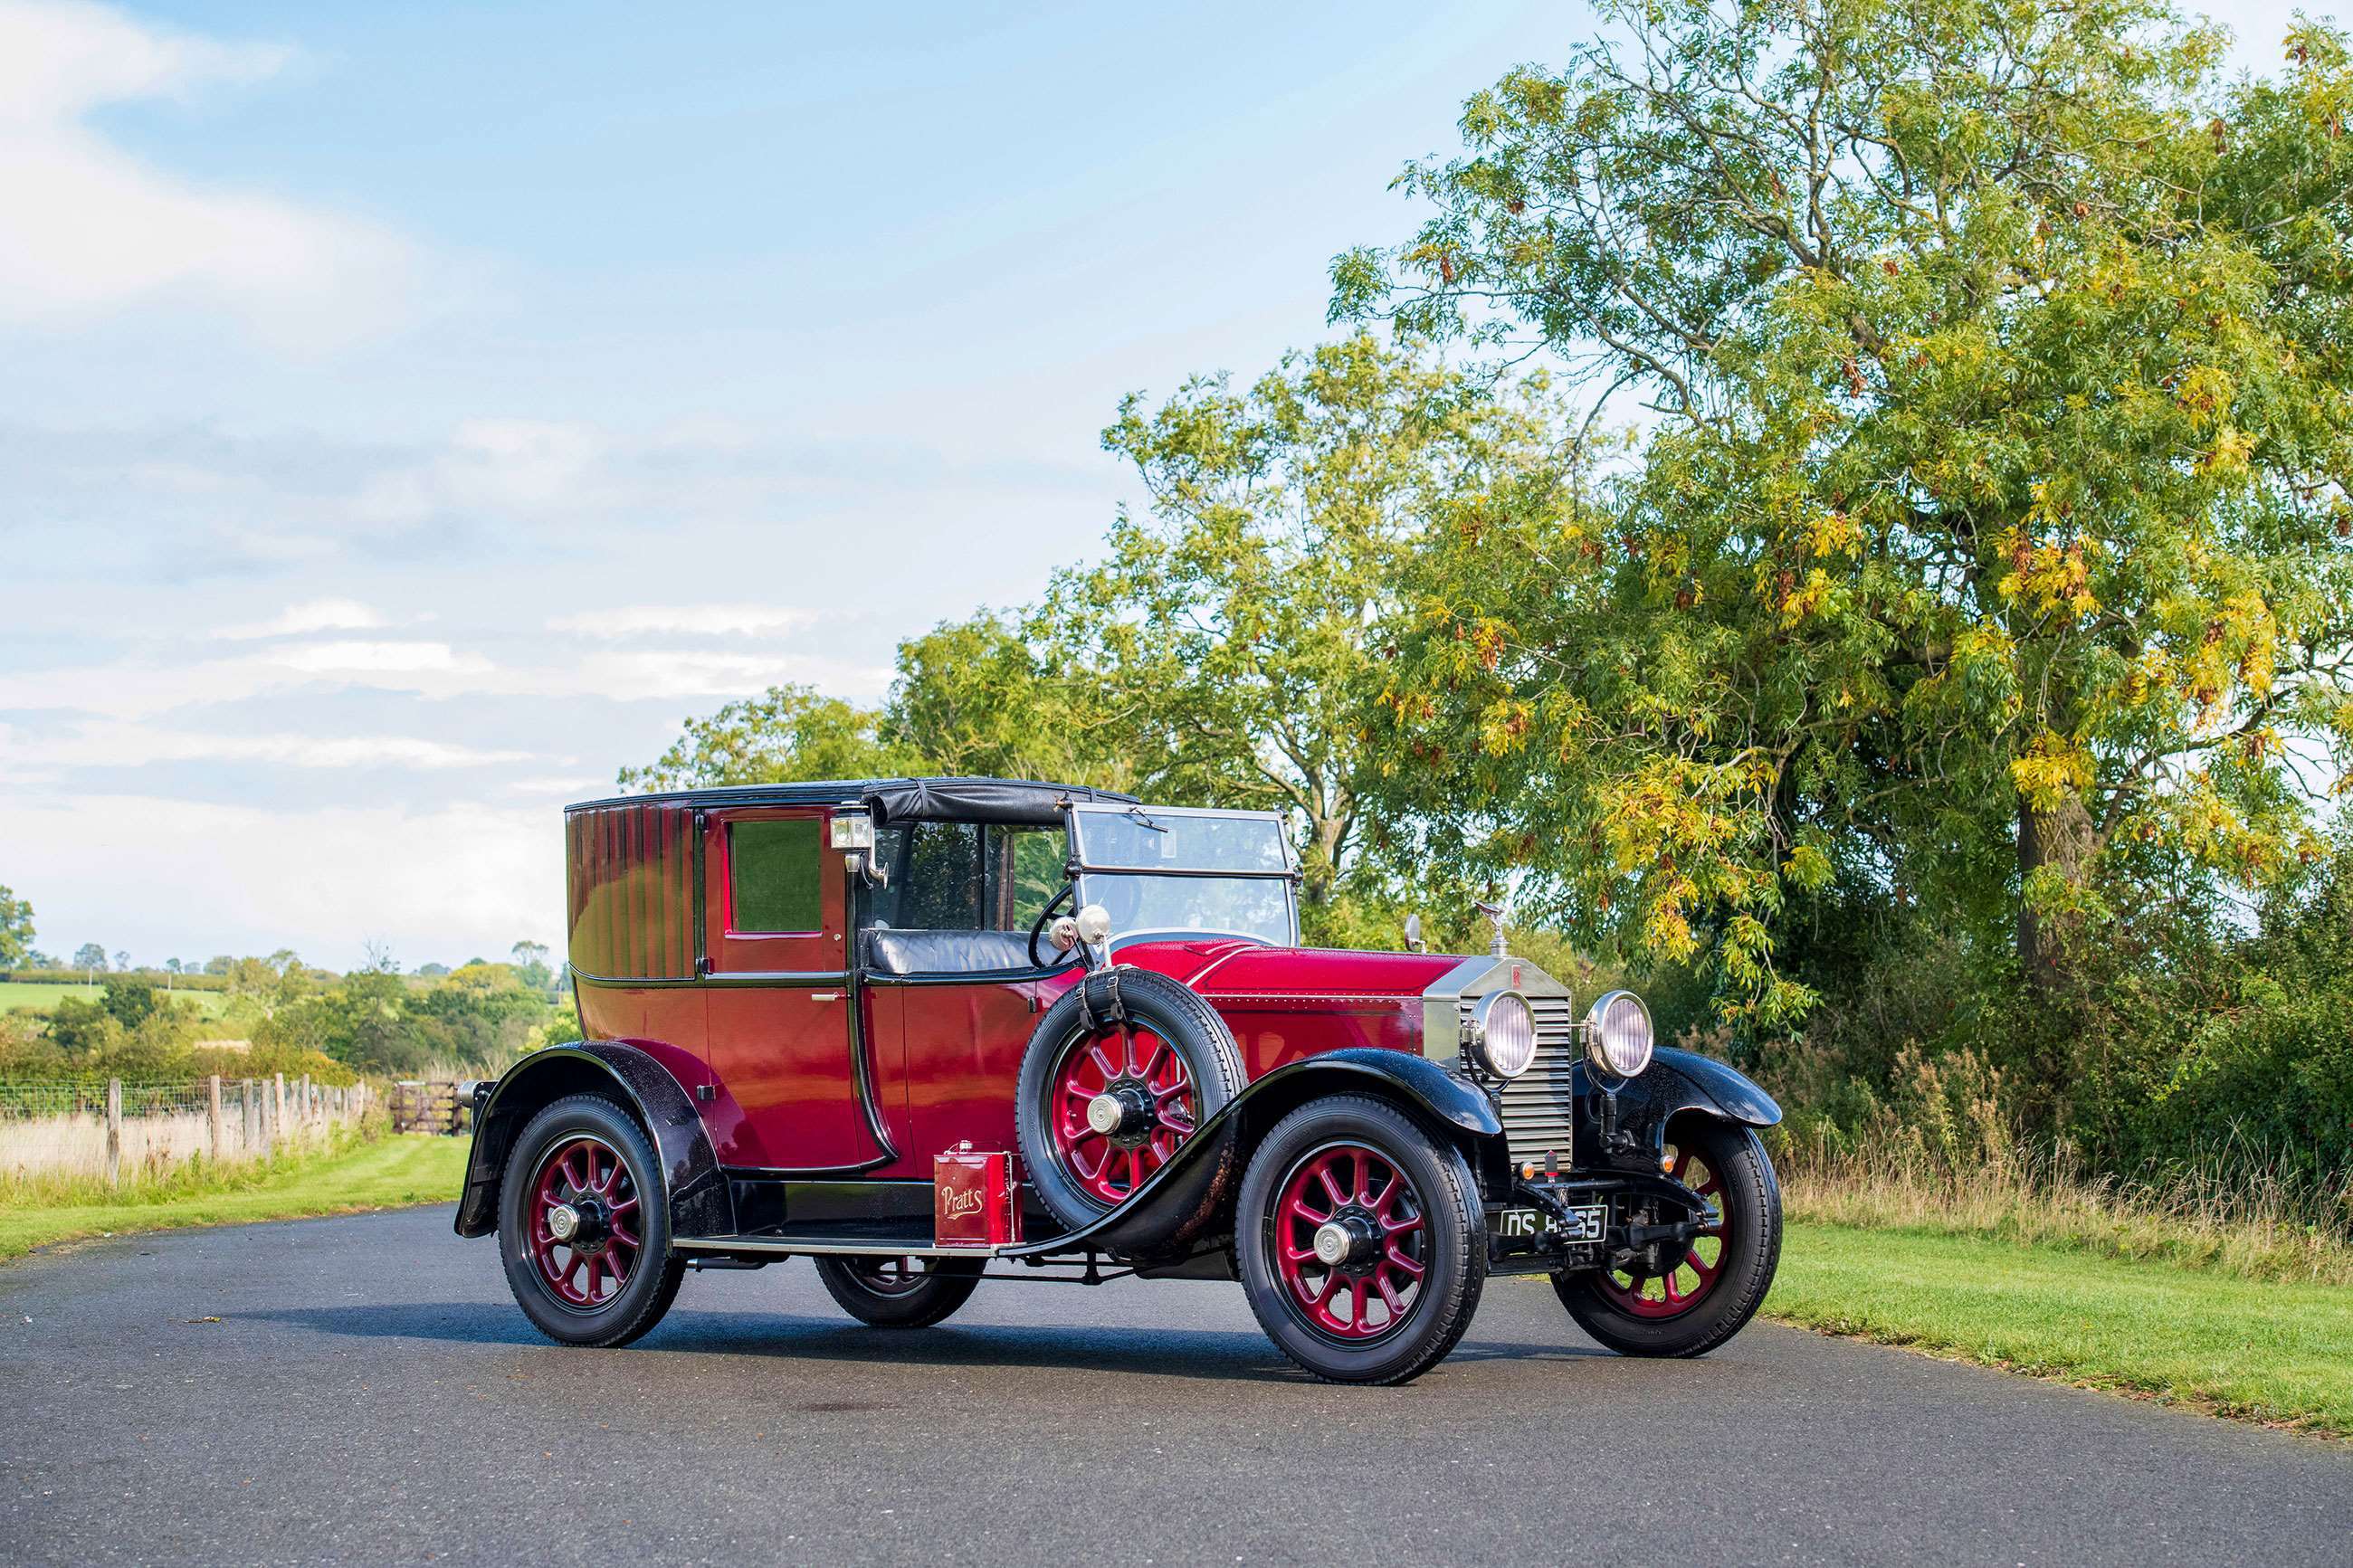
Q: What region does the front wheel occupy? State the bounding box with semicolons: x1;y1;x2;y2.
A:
1235;1096;1485;1385
1553;1119;1781;1357
812;1255;984;1328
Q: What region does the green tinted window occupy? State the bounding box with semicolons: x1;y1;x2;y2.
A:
729;818;823;932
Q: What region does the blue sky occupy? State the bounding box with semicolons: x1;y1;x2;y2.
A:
0;1;2323;972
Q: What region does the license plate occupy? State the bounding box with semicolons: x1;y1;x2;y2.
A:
1490;1204;1607;1245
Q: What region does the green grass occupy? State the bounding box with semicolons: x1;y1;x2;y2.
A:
1770;1221;2353;1439
0;1134;471;1262
0;980;231;1019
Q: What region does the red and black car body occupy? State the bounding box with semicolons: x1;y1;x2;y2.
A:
458;777;1784;1383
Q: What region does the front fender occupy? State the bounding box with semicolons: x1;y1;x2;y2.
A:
452;1041;731;1239
1645;1046;1781;1128
1007;1048;1500;1262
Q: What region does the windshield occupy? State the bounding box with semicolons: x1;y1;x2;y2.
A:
1068;804;1298;947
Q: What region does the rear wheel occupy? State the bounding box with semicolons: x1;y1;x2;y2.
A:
1553;1119;1780;1357
1235;1096;1484;1385
498;1094;685;1347
812;1255;985;1328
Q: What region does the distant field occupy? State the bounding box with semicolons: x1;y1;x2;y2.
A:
0;981;232;1018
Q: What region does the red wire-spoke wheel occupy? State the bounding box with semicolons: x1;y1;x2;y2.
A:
1236;1095;1485;1385
1596;1141;1729;1318
1046;1021;1198;1205
1552;1119;1783;1360
496;1095;685;1349
526;1134;643;1312
1015;968;1244;1235
1270;1142;1428;1344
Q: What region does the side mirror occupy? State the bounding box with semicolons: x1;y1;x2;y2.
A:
1403;913;1425;953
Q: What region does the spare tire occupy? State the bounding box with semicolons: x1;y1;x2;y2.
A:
1015;966;1246;1234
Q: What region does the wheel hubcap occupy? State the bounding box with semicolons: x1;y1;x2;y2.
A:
528;1135;643;1312
1085;1083;1155;1139
1272;1143;1427;1344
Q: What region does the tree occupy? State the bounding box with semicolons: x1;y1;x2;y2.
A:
1336;2;2353;1016
510;940;554;992
619;681;916;792
0;884;31;969
1040;334;1571;913
881;612;1131;788
72;943;107;976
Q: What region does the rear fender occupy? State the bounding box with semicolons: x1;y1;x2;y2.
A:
452;1042;731;1239
1008;1048;1501;1262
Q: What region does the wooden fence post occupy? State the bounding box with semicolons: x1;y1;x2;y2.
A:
207;1076;224;1165
269;1072;284;1156
105;1079;122;1188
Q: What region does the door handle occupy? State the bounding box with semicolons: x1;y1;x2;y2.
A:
810;991;843;1003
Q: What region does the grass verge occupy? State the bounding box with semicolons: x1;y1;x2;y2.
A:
1768;1221;2353;1440
0;1133;471;1262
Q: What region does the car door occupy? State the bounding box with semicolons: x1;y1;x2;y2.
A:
699;806;891;1172
860;820;1072;1165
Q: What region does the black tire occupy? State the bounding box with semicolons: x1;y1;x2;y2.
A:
498;1094;686;1347
1015;967;1246;1233
1235;1095;1485;1386
1553;1118;1781;1357
812;1256;986;1328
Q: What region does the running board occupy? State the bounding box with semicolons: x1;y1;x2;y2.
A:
672;1234;1012;1259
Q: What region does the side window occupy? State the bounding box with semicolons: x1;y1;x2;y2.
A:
862;822;1064;931
729;818;822;933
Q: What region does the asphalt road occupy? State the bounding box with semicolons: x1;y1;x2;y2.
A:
2;1208;2347;1567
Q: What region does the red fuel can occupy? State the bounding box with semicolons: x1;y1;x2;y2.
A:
934;1143;1022;1249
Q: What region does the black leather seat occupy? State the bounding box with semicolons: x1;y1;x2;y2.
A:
862;927;1044;977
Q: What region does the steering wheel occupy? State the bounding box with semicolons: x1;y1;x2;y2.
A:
1027;879;1079;970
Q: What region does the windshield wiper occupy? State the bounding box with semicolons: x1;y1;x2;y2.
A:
1124;805;1167;833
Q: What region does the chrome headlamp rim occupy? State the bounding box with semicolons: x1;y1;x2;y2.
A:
1465;989;1538;1079
1583;989;1654;1079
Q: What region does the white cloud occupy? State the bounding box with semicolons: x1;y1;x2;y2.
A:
0;720;535;774
546;604;818;639
0;0;418;348
0;790;563;971
272;640;488;675
213;597;390;641
0;641;891;720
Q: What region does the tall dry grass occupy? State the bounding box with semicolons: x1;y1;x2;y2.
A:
1772;1045;2353;1286
0;1102;392;1212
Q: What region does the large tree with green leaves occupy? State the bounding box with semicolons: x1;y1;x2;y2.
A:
1336;0;2353;1018
1040;333;1571;916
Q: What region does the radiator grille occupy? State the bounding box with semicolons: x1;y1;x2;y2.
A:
1483;995;1581;1165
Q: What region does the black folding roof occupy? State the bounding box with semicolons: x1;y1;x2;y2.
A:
567;776;1137;826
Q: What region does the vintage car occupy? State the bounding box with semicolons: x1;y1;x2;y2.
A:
456;776;1783;1383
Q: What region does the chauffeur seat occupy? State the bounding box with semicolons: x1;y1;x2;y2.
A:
861;927;1049;978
